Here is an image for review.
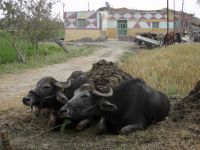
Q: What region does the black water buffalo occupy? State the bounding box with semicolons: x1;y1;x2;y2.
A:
22;71;89;128
59;78;170;135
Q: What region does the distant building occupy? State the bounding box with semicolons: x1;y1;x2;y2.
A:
63;7;200;41
63;11;101;41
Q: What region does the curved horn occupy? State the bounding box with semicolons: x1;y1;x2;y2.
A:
54;80;71;88
92;87;113;97
79;84;94;91
62;80;71;88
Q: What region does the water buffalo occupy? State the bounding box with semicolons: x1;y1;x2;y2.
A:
22;71;89;128
59;78;170;135
163;32;175;46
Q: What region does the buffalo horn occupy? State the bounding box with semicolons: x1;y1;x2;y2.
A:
92;87;113;97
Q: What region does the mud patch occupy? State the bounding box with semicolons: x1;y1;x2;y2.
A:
87;59;133;92
171;80;200;124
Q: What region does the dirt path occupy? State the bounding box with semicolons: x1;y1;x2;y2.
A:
0;40;133;104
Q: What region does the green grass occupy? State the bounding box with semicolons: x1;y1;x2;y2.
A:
0;31;95;75
0;31;64;63
0;32;17;63
120;43;200;96
0;44;94;75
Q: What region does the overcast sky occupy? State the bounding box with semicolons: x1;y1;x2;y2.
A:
0;0;199;18
53;0;200;18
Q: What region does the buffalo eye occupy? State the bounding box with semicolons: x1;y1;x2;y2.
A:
81;95;89;98
43;85;51;89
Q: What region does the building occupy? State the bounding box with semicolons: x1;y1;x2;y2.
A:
64;7;199;41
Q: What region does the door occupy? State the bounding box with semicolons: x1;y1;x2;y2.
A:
117;20;127;38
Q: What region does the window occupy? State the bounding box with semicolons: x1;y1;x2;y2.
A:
77;19;86;28
152;22;159;28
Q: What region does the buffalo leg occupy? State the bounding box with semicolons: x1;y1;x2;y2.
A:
120;124;144;135
48;112;57;128
41;108;52;118
75;119;91;131
96;117;107;135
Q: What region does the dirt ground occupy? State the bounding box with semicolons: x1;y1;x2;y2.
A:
0;41;199;150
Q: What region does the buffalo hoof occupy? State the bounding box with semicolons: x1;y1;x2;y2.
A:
47;113;57;128
120;128;130;135
120;124;143;135
96;128;106;135
75;119;90;131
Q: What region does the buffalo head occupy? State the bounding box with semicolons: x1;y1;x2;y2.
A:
22;76;71;108
58;84;117;119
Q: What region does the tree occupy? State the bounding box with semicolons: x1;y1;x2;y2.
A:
0;0;26;62
0;0;62;52
0;0;24;30
24;0;54;50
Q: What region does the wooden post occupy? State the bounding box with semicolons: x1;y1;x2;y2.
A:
0;131;12;150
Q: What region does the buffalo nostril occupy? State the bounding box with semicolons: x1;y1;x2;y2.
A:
59;109;67;114
23;97;31;102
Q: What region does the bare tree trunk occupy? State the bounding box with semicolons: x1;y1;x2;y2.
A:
54;38;70;53
12;37;25;63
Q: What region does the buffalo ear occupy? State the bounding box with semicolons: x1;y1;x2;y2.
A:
98;99;117;112
56;90;68;104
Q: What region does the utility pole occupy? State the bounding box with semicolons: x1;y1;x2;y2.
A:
167;0;169;34
63;2;65;19
173;0;176;33
181;0;184;33
88;1;90;11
